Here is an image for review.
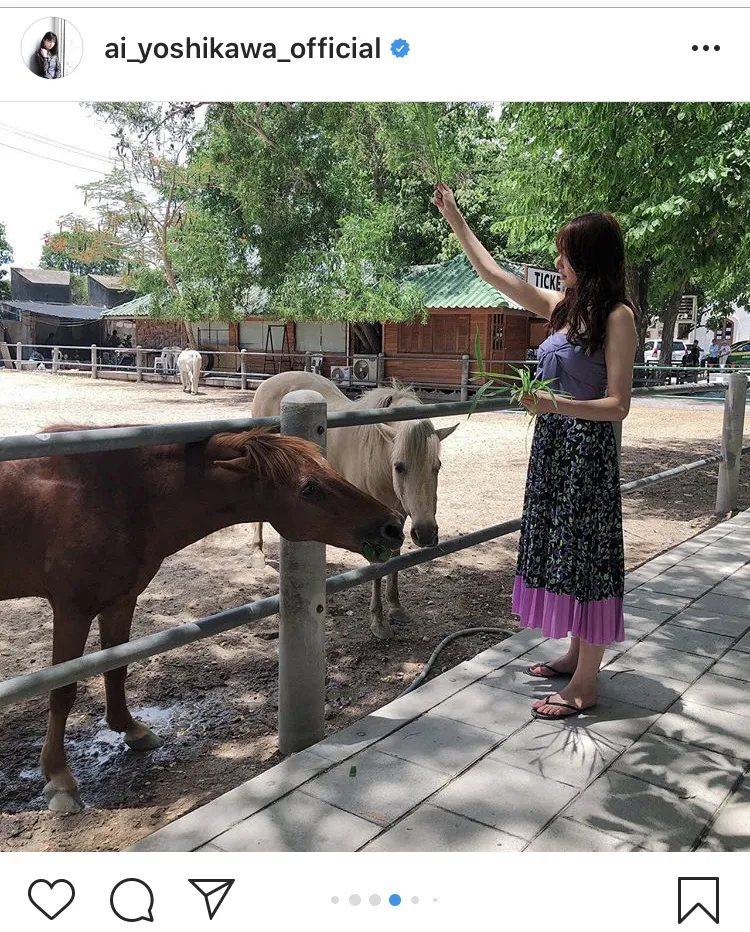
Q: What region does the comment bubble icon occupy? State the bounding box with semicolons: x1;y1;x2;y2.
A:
110;879;155;923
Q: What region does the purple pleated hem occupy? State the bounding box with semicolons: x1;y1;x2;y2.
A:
512;576;624;646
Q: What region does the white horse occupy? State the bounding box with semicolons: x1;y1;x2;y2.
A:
177;349;202;395
251;371;458;639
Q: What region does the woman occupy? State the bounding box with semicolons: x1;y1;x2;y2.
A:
433;183;638;719
36;32;60;79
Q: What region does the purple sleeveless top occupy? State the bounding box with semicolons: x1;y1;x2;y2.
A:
536;331;608;401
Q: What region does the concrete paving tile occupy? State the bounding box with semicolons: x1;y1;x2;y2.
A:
681;672;750;718
698;784;750;851
363;805;526;852
596;666;688;712
712;573;750;601
128;749;333;851
690;592;750;618
612;732;744;806
563;771;714;851
489;718;623;788
614;641;714;682
649;699;750;762
643;623;735;658
429;681;534;737
710;649;750;683
211;790;381;851
430;758;577;840
302;747;447;826
481;659;567;700
668;607;750;639
736;630;750;653
563;700;659;750
638;575;713;599
526;817;648;852
375;713;500;776
624;590;692;612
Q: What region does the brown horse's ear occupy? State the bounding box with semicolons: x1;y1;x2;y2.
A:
213;456;249;474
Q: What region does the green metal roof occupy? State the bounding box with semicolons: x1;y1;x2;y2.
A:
409;254;525;310
99;293;154;318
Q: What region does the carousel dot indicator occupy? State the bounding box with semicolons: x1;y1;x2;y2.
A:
389;894;401;906
331;896;339;904
369;894;381;906
411;896;419;904
349;894;361;906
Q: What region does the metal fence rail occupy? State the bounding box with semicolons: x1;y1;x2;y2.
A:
0;372;747;758
0;380;717;463
3;439;749;710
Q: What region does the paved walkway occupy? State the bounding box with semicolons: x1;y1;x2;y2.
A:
133;511;750;853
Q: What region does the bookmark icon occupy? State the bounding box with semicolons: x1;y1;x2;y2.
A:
189;879;235;920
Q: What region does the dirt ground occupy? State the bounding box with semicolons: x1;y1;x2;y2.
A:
0;371;747;851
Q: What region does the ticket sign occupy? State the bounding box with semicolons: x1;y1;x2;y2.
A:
525;266;564;292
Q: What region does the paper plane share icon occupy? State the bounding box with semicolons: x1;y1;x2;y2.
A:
189;879;235;920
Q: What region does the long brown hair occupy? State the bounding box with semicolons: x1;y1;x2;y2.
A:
549;212;638;354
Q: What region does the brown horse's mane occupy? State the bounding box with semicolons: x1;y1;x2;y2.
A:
41;424;323;485
209;430;323;484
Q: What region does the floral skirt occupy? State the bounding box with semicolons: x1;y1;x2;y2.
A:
512;413;625;645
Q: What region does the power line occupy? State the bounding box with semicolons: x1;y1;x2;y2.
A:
0;139;109;175
0;120;117;166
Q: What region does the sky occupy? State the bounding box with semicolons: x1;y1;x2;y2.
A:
0;102;118;269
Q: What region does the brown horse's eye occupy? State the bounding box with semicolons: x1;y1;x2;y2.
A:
300;480;320;497
394;462;406;474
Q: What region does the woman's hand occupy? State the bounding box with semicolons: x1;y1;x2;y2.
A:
520;391;557;415
40;48;48;57
432;183;462;226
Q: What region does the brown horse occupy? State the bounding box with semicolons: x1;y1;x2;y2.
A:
0;425;404;813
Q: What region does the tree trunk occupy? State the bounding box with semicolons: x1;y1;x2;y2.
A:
658;288;685;366
350;322;381;355
184;321;200;349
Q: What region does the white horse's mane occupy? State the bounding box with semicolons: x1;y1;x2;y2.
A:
350;382;437;465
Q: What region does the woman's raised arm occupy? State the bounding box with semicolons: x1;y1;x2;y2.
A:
433;183;560;320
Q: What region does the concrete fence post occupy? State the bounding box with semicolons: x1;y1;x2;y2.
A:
15;342;22;371
91;345;98;380
240;349;248;390
716;372;747;514
136;346;143;382
460;354;471;402
51;347;60;375
304;350;311;373
278;389;327;755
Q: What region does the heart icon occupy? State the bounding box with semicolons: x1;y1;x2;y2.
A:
28;879;76;920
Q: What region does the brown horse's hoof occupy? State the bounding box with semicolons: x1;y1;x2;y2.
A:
44;783;84;814
125;729;162;752
370;618;395;640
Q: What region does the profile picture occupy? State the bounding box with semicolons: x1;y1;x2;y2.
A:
22;18;83;80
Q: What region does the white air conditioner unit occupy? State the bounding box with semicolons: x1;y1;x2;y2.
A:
351;355;378;385
329;365;351;386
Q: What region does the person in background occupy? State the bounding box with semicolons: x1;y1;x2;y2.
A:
719;340;731;368
35;32;61;79
708;338;720;368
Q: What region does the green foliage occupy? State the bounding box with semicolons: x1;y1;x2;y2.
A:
40;215;125;276
0;220;12;300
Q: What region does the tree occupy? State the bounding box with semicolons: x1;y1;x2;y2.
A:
491;103;750;363
0;221;13;300
40;214;126;276
191;102;502;351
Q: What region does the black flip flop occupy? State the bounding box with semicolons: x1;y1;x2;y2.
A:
532;699;596;720
526;662;570;679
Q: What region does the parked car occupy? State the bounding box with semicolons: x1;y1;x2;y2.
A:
644;339;687;366
725;340;750;369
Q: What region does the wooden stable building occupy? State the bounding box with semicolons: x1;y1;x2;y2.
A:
381;254;548;390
